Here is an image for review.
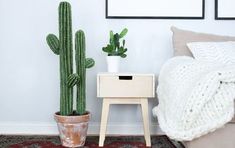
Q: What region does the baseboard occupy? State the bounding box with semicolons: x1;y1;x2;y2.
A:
0;122;164;135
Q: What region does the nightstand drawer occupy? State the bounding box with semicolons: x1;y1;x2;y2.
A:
97;74;155;98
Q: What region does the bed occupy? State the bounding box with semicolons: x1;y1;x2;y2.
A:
170;27;235;148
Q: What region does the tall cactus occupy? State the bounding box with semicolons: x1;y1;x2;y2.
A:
46;2;94;116
75;30;95;115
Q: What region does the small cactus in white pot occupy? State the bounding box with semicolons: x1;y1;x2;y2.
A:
102;28;128;72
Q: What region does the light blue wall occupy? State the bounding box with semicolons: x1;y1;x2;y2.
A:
0;0;234;134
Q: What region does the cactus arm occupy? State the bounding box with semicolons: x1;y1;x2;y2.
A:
119;28;128;38
120;54;127;58
109;31;114;44
46;34;60;55
113;33;120;49
102;47;108;53
75;30;95;115
75;30;86;115
122;39;125;47
85;58;95;68
102;45;114;54
67;74;80;87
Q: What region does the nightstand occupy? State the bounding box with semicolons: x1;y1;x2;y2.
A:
97;73;155;147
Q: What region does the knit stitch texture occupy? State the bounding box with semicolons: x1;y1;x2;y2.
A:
153;56;235;141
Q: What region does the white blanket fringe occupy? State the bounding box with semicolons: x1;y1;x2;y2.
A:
153;56;235;141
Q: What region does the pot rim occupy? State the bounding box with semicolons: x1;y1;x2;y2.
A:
54;111;90;123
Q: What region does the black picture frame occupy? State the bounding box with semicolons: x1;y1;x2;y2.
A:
215;0;235;20
106;0;205;19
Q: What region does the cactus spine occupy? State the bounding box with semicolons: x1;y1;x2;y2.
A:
46;2;94;116
75;30;95;115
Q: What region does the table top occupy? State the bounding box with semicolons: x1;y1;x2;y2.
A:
97;72;155;77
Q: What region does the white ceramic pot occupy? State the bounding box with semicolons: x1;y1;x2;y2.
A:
106;56;120;73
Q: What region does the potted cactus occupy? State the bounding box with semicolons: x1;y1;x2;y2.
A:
102;28;128;72
46;1;95;147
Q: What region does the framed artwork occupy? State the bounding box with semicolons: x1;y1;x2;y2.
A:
106;0;205;19
215;0;235;20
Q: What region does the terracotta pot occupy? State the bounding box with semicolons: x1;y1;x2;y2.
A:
54;112;90;147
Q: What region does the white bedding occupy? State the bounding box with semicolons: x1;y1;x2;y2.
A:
153;56;235;141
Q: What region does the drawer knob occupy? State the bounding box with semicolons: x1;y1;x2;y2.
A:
118;76;133;80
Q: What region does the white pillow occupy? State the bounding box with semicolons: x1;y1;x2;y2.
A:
187;41;235;65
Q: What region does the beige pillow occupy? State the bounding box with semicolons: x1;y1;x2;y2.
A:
171;26;235;57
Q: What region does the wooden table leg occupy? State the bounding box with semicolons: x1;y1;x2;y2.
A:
99;98;110;147
140;99;151;147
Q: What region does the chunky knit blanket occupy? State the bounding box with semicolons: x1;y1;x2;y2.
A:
153;56;235;141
